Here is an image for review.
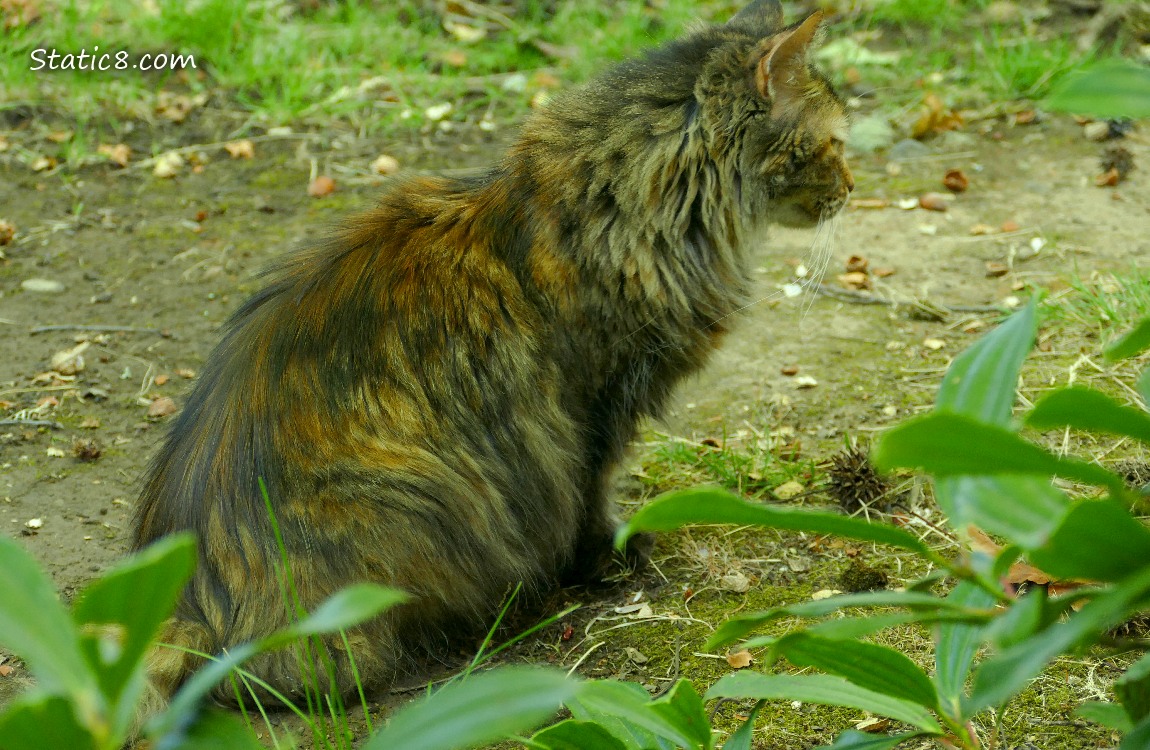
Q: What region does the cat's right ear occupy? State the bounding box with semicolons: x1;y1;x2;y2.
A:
754;11;823;117
728;0;784;34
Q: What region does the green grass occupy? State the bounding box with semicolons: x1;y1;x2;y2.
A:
1048;268;1150;344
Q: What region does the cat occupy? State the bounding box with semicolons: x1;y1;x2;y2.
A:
133;0;853;708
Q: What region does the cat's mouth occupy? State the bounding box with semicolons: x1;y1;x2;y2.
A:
774;194;849;228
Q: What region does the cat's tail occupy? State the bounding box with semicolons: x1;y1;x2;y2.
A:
131;617;216;739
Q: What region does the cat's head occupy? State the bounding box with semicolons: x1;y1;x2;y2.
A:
703;1;854;228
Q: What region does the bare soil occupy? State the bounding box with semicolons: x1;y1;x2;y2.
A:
0;111;1147;748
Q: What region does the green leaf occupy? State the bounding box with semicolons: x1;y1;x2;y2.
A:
934;582;995;719
0;536;96;702
1046;59;1150;120
933;475;1069;549
705;673;942;733
270;583;408;646
568;682;677;750
0;694;97;750
575;680;704;748
875;413;1126;496
168;708;266;750
363;667;578;750
648;680;711;749
969;565;1150;712
720;702;761;750
528;720;631;750
616;488;930;555
1074;702;1134;733
1120;715;1150;750
1028;500;1150;582
1027;387;1150;446
1139;368;1150;409
803;611;988;643
706;591;985;651
73;534;196;713
935;299;1036;425
771;633;938;710
1116;652;1150;723
818;730;925;749
982;587;1046;650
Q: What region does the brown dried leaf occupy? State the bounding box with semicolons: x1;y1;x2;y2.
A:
919;192;952;211
97;143;131;167
837;271;871;290
985;261;1010;277
224;139;255;160
943;169;969;193
46;130;72;143
873;267;896;278
1001;219;1020;233
0;219;15;245
845;254;869;274
1096;167;1120;187
308;175;336;197
911;93;963;139
726;650;753;669
147;396;178;418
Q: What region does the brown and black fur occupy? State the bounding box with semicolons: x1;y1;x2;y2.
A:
133;0;854;705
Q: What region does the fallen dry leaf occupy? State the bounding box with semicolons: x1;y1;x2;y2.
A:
969;223;996;235
922;338;946;350
726;650;754;669
837;271;871;290
919;192;952;212
856;717;891;733
175;367;196;379
308;175;336;197
441;48;468;67
224;139;255;160
850;198;889;209
80;416;101;429
943;168;969;193
45;447;65;458
155;91;205;123
845;254;868;274
46;129;72;143
153;151;184;178
873;267;896;278
773;480;804;499
97;143;131;167
1001;219;1020;233
148;396;178;418
0;219;14;245
780;364;799;376
720;571;751;593
985;261;1010;278
154;374;170;386
371;154;401;175
911;92;963;139
50;341;89;376
0;664;12;677
1013;110;1037;126
30;155;57;172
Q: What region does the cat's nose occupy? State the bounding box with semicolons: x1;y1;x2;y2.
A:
844;163;855;192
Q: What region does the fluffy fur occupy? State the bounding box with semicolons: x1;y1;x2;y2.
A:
133;0;853;705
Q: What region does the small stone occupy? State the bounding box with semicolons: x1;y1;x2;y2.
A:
1084;121;1111;142
773;480;804;500
25;518;43;529
21;278;65;293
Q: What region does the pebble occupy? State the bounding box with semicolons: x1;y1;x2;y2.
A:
1084;121;1111;142
21;278;65;293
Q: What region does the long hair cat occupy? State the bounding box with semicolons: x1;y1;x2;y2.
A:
134;0;853;706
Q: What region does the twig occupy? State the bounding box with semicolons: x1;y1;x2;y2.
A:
815;284;1008;315
0;419;63;429
29;325;161;335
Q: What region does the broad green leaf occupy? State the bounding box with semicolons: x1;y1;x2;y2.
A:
150;640;260;741
1116;652;1150;723
0;695;97;750
1028;500;1150;582
527;719;631;750
1027;387;1150;446
0;536;95;701
73;534;196;713
649;680;711;749
1119;715;1150;750
721;701;761;750
569;681;676;750
706;673;942;733
818;730;926;749
771;633;938;710
875;413;1126;496
363;667;578;750
1074;701;1134;733
935;299;1036;425
802;611;988;643
706;591;985;650
270;583;408;646
1139;368;1150;410
166;708;266;750
970;565;1150;711
982;587;1046;650
934;475;1068;549
935;582;995;719
616;488;930;555
1047;59;1150;120
575;680;702;748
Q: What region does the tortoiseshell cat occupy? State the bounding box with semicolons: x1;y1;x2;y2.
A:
134;0;853;705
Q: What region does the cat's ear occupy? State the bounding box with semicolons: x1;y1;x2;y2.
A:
729;0;784;34
755;11;824;116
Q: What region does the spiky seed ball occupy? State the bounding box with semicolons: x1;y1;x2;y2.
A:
827;447;888;512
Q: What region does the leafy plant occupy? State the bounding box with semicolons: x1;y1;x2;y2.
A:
613;299;1150;748
0;533;405;750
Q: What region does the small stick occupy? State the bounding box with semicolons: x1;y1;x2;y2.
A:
0;419;63;429
815;284;1007;315
29;325;161;335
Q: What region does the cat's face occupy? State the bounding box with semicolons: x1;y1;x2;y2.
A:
710;7;855;228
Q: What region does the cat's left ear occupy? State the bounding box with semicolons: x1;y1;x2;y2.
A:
755;11;824;116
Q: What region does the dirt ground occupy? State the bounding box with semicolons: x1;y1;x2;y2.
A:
1;106;1148;747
